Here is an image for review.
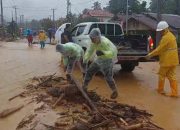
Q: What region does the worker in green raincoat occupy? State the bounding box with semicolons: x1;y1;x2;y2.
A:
82;28;118;99
56;42;84;80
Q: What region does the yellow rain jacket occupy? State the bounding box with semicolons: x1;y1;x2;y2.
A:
148;30;179;67
38;32;47;41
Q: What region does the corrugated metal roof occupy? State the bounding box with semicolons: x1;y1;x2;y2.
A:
83;9;113;18
126;13;180;30
147;13;180;29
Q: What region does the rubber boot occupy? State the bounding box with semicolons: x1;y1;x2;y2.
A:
166;80;178;97
157;80;165;94
108;82;118;99
111;90;118;99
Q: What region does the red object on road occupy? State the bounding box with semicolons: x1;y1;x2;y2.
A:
27;35;33;43
148;36;154;50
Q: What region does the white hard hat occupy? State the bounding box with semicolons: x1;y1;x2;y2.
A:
156;21;169;31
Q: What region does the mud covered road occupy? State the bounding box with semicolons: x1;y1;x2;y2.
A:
0;40;180;130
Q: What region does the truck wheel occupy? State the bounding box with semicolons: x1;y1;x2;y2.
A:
121;63;135;72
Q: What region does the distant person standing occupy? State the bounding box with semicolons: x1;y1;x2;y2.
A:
48;28;53;44
27;29;33;47
38;30;47;49
61;24;73;44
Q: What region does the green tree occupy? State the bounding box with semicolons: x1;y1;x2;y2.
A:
149;0;180;15
39;18;53;31
30;20;41;31
7;21;18;38
92;1;102;10
107;0;147;18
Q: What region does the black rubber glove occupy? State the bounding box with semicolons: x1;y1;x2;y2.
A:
96;51;104;56
82;63;87;71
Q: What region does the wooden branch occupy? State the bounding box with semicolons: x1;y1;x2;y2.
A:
36;73;56;87
90;119;113;129
8;92;25;101
41;123;64;130
124;123;143;130
119;118;128;126
82;103;93;114
16;114;37;129
0;104;24;118
70;75;107;120
52;93;65;108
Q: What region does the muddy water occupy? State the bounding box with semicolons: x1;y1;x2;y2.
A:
0;41;180;130
0;41;62;130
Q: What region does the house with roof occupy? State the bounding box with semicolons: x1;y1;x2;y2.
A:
118;13;180;45
81;9;113;22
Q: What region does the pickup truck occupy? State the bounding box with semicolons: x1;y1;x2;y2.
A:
71;22;153;72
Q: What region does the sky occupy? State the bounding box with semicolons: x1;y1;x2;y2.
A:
3;0;150;22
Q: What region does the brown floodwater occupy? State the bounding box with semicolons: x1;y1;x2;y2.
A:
0;40;180;130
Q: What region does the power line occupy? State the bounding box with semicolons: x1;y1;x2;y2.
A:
1;0;5;37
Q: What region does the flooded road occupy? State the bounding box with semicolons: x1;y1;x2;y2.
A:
0;40;180;130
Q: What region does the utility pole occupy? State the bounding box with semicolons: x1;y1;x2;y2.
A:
21;15;24;27
1;0;5;37
51;8;56;28
19;15;24;27
157;0;162;22
11;11;15;38
156;0;162;45
66;0;71;21
19;15;22;26
13;6;17;23
125;0;128;34
175;0;180;15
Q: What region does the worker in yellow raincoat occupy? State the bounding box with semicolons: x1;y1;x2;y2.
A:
146;21;179;97
38;30;47;49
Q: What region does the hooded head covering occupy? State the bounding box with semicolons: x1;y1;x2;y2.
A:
89;28;101;38
56;44;65;54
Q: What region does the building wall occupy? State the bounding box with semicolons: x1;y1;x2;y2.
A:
127;19;151;30
93;16;112;22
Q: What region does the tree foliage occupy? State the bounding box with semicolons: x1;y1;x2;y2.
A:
107;0;147;16
39;18;53;31
149;0;180;15
28;20;41;31
149;0;180;14
7;21;18;37
92;1;102;10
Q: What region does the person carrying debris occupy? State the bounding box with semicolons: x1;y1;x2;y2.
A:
82;28;118;99
146;21;179;97
38;30;47;49
56;42;84;80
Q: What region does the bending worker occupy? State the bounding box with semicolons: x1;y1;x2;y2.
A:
56;42;84;80
82;28;118;99
146;21;179;97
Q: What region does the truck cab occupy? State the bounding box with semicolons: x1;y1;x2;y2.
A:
71;22;150;72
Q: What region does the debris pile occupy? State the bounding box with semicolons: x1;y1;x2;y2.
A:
4;73;164;130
